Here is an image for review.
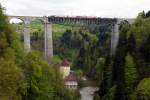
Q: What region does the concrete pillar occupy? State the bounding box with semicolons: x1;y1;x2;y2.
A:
23;27;30;53
23;19;31;53
44;17;53;62
111;22;119;56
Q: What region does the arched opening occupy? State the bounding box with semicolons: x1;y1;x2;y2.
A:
9;18;24;31
9;18;25;42
30;19;44;52
9;18;23;24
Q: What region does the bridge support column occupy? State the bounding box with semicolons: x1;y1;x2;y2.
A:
44;21;53;62
111;22;119;56
23;18;31;53
23;27;30;53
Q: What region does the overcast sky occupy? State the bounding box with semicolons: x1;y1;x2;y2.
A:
0;0;150;18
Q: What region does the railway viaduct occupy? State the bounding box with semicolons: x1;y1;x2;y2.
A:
8;15;134;62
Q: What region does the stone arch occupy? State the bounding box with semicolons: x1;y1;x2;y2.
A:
30;17;45;23
8;16;26;24
29;18;45;52
8;16;31;53
7;16;53;61
9;18;24;24
8;17;24;38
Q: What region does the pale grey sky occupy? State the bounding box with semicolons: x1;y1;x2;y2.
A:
0;0;150;18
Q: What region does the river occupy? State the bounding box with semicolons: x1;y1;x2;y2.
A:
79;87;99;100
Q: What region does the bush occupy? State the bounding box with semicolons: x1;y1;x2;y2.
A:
135;78;150;100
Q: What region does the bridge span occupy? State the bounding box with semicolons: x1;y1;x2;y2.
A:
8;15;134;62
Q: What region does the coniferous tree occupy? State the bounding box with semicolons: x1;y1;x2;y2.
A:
0;5;27;100
145;11;150;18
127;33;136;56
124;54;138;99
112;21;129;100
135;78;150;100
140;34;150;62
99;55;112;98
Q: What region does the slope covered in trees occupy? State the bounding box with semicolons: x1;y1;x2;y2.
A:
0;4;79;100
1;2;150;100
96;11;150;100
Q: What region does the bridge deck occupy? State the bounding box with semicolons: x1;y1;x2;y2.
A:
48;16;117;25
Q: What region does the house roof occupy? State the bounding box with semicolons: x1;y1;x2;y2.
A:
64;72;77;81
60;59;70;67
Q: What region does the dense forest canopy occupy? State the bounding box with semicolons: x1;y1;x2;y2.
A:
0;3;150;100
96;11;150;100
0;5;79;100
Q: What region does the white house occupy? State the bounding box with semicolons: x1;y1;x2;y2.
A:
64;71;78;90
59;59;78;90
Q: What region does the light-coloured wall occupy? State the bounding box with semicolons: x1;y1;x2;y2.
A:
65;81;78;90
65;81;78;86
59;66;70;78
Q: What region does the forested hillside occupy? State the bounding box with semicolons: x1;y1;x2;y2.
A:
12;16;112;80
0;5;79;100
96;11;150;100
1;2;150;99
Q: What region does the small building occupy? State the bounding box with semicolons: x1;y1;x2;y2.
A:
64;71;78;90
59;59;78;90
59;59;70;79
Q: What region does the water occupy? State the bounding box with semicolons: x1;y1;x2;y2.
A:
79;87;99;100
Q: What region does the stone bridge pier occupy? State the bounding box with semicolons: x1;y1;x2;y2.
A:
44;17;53;62
111;18;134;56
23;18;31;53
8;16;53;62
111;22;119;56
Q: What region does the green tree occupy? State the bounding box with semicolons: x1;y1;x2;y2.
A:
135;78;150;100
101;85;116;100
0;59;26;100
112;21;129;100
137;11;145;19
61;29;72;48
140;34;150;62
95;58;105;83
0;4;27;100
22;51;55;100
127;33;136;56
98;55;112;98
125;54;138;99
